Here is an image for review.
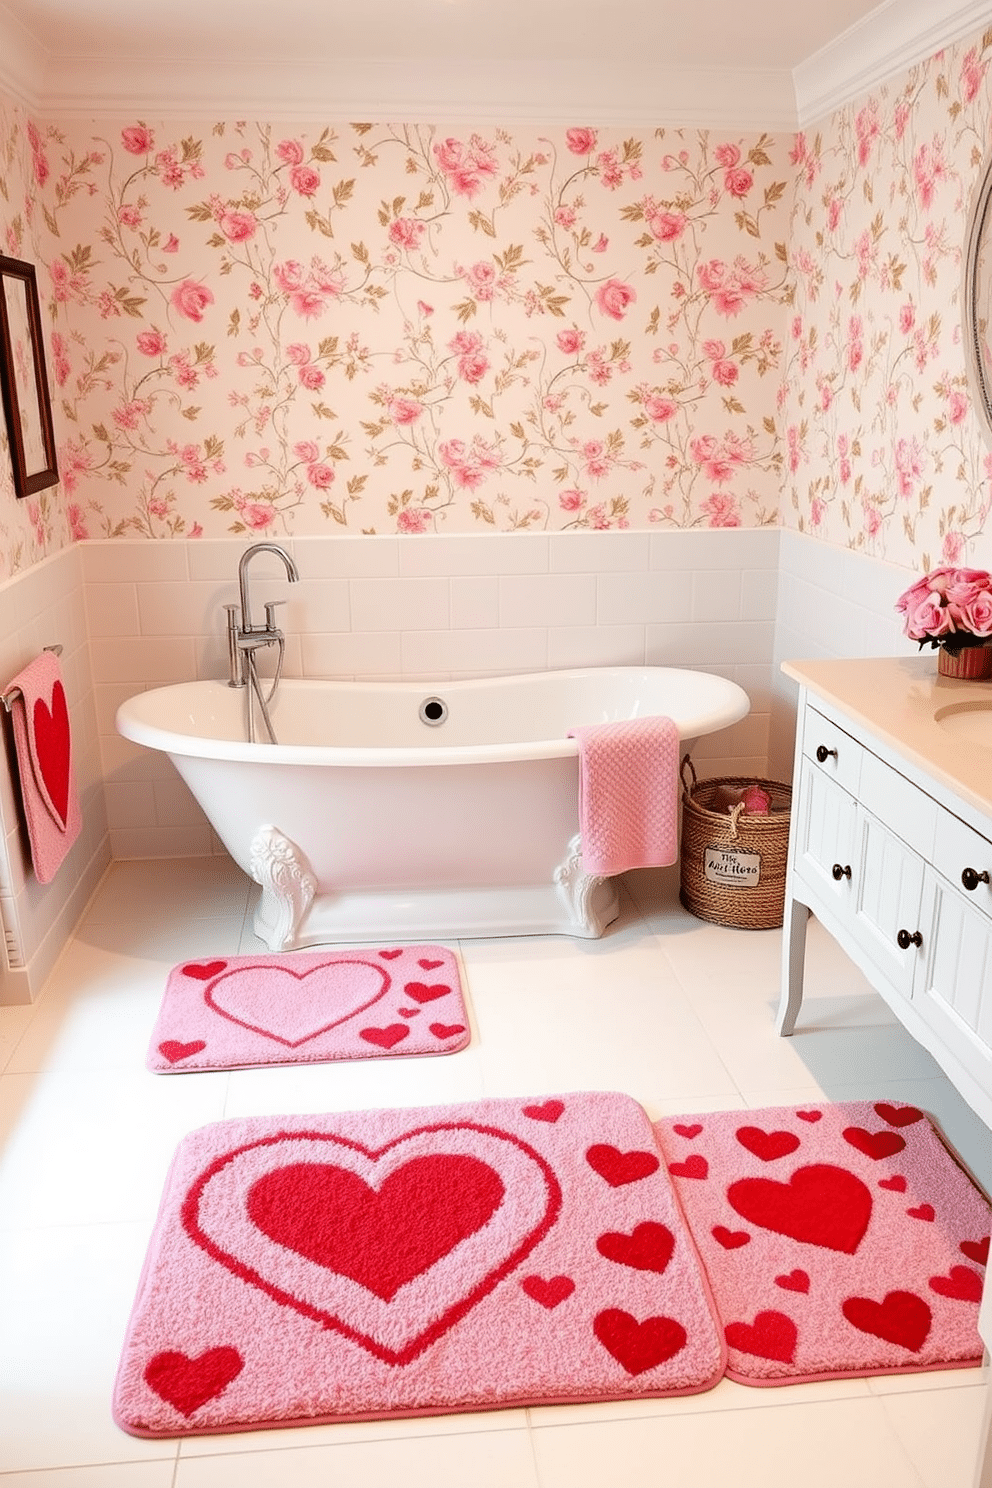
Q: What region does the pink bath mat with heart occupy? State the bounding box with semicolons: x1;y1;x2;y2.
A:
113;1090;725;1436
654;1100;990;1385
146;946;470;1072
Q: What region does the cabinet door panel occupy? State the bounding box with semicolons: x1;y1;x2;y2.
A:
853;809;925;996
794;758;857;902
917;870;992;1086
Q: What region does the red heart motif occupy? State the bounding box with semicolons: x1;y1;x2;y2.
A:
878;1175;907;1192
796;1110;822;1122
929;1265;983;1303
907;1204;935;1222
379;949;403;959
521;1274;575;1309
673;1123;703;1138
158;1039;207;1064
593;1309;687;1375
586;1144;660;1187
775;1269;810;1293
418;958;444;970
144;1346;243;1416
181;960;228;981
712;1225;750;1250
429;1022;466;1040
247;1154;504;1301
874;1102;924;1128
522;1100;564;1123
842;1290;931;1352
596;1222;675;1274
961;1236;990;1266
735;1126;801;1162
32;681;71;826
842;1127;906;1161
725;1310;797;1363
404;982;451;1004
668;1154;709;1180
728;1164;872;1254
185;1123;561;1367
398;1007;420;1018
359;1024;409;1050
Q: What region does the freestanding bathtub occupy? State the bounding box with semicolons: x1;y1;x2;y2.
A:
116;667;750;949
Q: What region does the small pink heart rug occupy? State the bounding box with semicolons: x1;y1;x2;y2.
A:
113;1091;725;1436
654;1101;990;1384
146;947;470;1072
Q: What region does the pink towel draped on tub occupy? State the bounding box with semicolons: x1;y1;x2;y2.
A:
4;650;82;884
567;716;680;876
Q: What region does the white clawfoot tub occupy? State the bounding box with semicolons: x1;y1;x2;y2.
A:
116;667;750;950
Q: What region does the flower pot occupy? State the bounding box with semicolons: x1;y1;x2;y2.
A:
937;644;992;680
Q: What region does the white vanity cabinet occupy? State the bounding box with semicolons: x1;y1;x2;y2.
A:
779;658;992;1134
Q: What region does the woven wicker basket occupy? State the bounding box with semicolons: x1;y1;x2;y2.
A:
679;755;792;930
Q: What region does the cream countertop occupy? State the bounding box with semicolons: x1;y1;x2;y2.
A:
781;654;992;821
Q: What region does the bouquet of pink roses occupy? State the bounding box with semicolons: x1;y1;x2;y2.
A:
895;565;992;655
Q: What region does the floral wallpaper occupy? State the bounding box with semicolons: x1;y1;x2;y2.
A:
0;22;991;573
782;28;992;570
1;112;792;549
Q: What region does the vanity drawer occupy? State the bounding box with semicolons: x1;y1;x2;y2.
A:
801;708;863;795
933;808;992;917
859;750;937;861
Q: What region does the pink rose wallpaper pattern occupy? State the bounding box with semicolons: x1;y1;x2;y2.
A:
0;22;990;575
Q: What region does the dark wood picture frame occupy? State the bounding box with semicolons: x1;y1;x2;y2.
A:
0;255;59;499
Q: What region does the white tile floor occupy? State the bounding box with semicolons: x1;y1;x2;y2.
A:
1;856;990;1488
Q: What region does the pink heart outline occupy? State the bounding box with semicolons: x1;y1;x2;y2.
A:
203;958;391;1047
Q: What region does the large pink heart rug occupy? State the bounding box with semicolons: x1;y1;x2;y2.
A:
654;1100;990;1384
113;1091;725;1436
146;946;470;1072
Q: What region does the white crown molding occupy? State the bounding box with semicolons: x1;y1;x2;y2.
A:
795;0;992;126
0;2;46;109
35;55;799;131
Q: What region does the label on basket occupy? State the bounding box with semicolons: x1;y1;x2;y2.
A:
704;846;761;887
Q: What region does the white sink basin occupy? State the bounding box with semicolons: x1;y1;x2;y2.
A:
934;700;992;747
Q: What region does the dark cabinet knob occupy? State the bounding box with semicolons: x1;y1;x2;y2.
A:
831;863;852;880
961;867;990;892
816;745;838;763
896;929;923;950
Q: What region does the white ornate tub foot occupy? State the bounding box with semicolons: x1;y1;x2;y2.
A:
554;834;621;937
249;824;317;951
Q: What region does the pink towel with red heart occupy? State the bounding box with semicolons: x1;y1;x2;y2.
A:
5;651;81;883
567;717;680;876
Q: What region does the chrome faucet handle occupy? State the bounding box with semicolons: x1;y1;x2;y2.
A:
224;604;244;688
263;600;286;634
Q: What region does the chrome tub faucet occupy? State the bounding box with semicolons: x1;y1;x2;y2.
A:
224;542;300;742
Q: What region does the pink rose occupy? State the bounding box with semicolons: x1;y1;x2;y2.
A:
595;279;635;321
286;343;311;365
122;125;154;155
724;167;753;197
644;395;678;422
219;210;257;242
137;329;167;356
647;209;688;242
389;397;424;425
293;440;320;462
397;507;433;534
714;143;741;168
566;128;598;156
290;164;320;197
389;217;426;250
240;503;276;531
298;364;325;389
556;328;584;355
307;462;335;488
276;139;305;166
170;280;213;322
904;592;954;640
711;359;738;386
961;594;992;636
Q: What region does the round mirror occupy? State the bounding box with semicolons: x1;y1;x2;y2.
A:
963;150;992;448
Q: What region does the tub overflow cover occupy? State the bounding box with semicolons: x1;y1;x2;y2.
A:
419;696;448;726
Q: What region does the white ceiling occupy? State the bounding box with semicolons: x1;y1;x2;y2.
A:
0;0;990;127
